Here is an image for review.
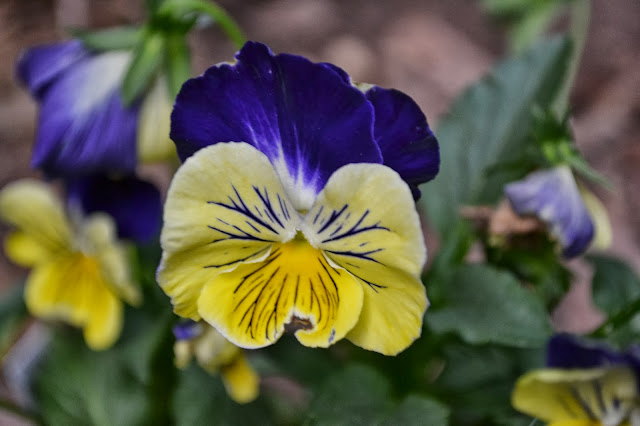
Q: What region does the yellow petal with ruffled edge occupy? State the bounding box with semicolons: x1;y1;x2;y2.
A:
158;142;299;319
197;237;363;349
300;163;427;356
4;231;52;267
83;214;141;305
221;354;259;404
512;367;637;423
0;179;72;262
24;253;124;350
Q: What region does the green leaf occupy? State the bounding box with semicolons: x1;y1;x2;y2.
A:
587;254;640;316
173;363;272;426
379;395;449;426
121;31;165;105
164;32;192;99
426;264;552;347
437;343;516;390
33;304;175;426
69;26;142;52
0;281;28;359
304;364;392;426
419;36;572;236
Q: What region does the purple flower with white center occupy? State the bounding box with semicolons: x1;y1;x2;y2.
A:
17;40;175;177
504;165;594;258
66;174;162;243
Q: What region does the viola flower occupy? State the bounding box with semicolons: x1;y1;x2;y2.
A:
67;174;163;243
512;334;640;425
0;179;141;350
157;41;439;356
504;165;595;258
173;321;259;404
16;40;175;177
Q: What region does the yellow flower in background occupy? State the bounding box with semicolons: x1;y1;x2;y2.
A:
512;334;640;426
173;321;259;404
0;179;141;350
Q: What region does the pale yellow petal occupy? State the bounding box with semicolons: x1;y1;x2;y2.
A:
158;142;300;319
300;163;427;355
221;354;259;404
83;214;140;305
83;284;123;350
137;77;177;163
512;367;637;422
197;239;363;349
4;231;52;267
0;179;72;258
24;252;123;350
579;184;612;251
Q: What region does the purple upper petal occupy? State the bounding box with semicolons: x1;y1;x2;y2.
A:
16;40;89;99
504;166;594;258
173;320;202;341
171;41;382;210
546;334;624;369
67;174;162;243
18;43;139;177
365;86;440;199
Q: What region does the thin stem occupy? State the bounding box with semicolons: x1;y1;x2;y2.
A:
553;0;590;116
591;296;640;338
159;0;246;49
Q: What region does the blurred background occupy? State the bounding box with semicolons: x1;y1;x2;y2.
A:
0;0;638;387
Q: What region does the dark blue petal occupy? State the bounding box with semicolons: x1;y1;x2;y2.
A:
504;166;594;258
365;86;440;199
171;41;381;209
29;50;139;177
67;174;162;243
546;334;624;369
16;40;89;99
173;320;202;341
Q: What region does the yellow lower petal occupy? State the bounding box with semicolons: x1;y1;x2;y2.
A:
158;142;300;319
24;252;123;350
197;237;363;349
221;354;259;404
300;163;427;355
512;367;637;423
4;231;53;267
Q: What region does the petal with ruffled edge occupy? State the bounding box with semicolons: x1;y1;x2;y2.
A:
171;41;381;211
16;40;88;99
512;367;638;423
197;236;364;349
24;253;123;350
363;86;440;199
67;174;162;243
505;166;594;258
29;50;139;177
0;179;72;262
157;142;299;319
221;354;259;404
301;163;427;355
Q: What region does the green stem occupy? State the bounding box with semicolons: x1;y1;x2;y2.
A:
591;296;640;338
159;0;246;49
0;397;40;423
553;0;590;117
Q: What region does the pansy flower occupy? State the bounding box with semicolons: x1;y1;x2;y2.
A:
0;179;141;350
512;334;640;425
157;41;439;355
16;40;175;177
504;165;595;258
173;320;259;404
